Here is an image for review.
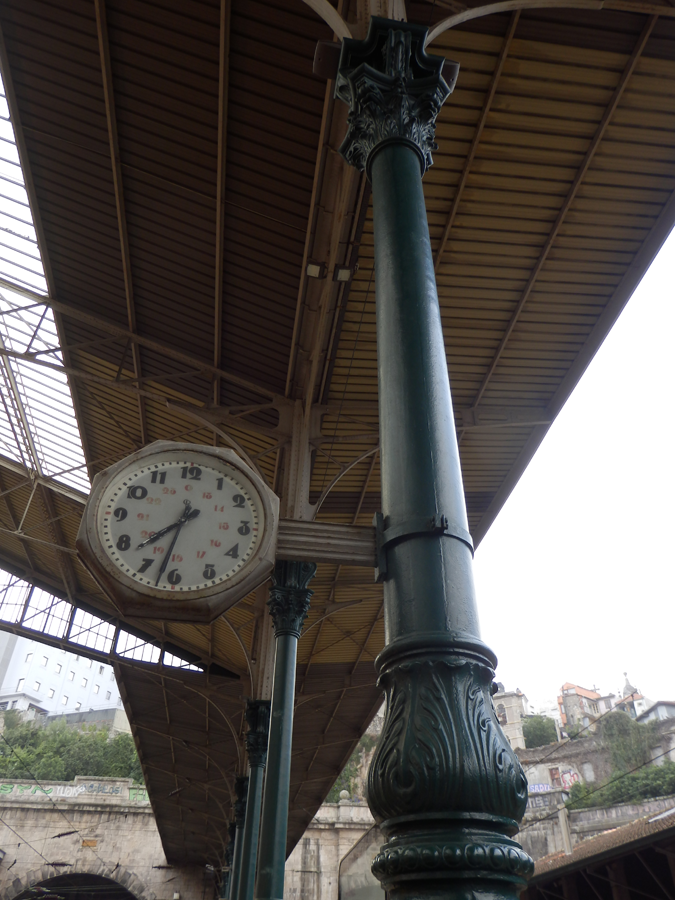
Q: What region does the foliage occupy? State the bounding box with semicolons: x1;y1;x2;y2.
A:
600;711;659;772
523;715;558;748
325;732;377;802
0;713;143;784
326;751;361;802
566;760;675;809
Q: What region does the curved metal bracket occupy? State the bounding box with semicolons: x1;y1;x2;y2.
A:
426;0;603;46
301;0;353;39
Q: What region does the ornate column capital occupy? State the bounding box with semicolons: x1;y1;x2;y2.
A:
244;699;271;768
335;17;457;177
234;775;249;829
267;560;316;638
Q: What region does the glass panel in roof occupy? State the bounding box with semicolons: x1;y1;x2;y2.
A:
69;609;116;654
116;630;161;664
0;69;89;495
22;586;72;638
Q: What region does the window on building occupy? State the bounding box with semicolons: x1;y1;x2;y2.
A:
75;702;81;711
55;663;62;674
0;702;7;710
25;652;32;663
61;695;68;705
86;658;92;668
81;677;88;688
549;767;562;788
496;703;507;726
11;700;17;708
33;681;40;691
93;684;100;694
41;656;48;667
16;678;24;691
68;671;74;681
48;688;55;699
105;691;111;700
117;698;122;706
110;672;115;682
99;665;104;675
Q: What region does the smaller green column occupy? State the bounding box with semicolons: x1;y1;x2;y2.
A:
229;775;248;900
254;561;316;900
236;700;271;900
222;822;236;899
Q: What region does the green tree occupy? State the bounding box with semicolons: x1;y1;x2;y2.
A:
567;760;675;809
601;711;658;772
0;713;143;784
325;732;378;802
523;715;558;748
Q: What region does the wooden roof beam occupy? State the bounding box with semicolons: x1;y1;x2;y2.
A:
0;469;39;571
467;14;658;414
0;280;277;400
95;0;147;445
433;10;519;273
291;600;382;804
213;0;231;405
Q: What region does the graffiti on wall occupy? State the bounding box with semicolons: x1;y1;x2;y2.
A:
0;780;149;802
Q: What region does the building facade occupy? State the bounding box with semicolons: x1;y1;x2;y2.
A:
493;686;529;749
0;632;122;717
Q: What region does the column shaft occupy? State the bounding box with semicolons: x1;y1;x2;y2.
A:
238;764;265;900
334;17;533;900
255;561;315;900
237;700;271;900
229;775;248;900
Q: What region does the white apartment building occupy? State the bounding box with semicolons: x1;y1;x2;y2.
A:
0;631;121;716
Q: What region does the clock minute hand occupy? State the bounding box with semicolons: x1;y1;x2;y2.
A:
154;520;184;586
153;501;201;587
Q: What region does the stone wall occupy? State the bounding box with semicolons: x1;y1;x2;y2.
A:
284;801;375;900
519;793;675;861
0;777;210;899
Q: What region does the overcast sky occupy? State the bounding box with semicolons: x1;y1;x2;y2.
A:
473;227;675;709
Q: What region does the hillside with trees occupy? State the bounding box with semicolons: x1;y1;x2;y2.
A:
0;710;143;783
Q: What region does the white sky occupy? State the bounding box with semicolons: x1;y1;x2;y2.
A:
473;227;675;710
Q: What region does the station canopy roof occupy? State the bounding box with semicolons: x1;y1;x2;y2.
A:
0;0;673;868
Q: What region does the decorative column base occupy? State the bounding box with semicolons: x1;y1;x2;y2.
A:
369;648;533;898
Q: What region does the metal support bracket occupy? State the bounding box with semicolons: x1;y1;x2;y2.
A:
374;511;474;582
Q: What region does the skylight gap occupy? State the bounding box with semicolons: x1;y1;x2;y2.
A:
0;68;89;496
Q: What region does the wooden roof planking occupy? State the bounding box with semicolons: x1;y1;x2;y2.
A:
0;0;672;867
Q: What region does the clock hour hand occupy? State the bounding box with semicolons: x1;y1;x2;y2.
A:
136;505;200;549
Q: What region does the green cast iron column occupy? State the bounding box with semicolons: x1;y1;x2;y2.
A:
237;700;271;900
335;18;533;900
221;822;236;899
254;561;316;900
229;775;248;900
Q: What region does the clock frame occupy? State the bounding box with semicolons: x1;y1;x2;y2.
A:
76;441;279;622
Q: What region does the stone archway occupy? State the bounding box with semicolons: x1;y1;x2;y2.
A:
5;862;156;900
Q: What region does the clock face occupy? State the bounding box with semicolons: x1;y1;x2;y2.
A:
95;454;265;593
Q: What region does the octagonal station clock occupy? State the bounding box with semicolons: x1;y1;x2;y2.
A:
77;441;279;622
